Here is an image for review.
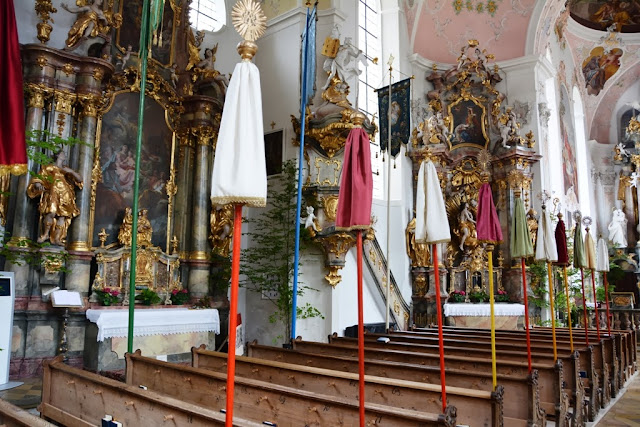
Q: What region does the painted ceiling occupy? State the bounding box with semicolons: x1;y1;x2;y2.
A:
569;0;640;33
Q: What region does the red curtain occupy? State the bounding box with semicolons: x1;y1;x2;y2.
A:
0;0;27;175
336;128;373;230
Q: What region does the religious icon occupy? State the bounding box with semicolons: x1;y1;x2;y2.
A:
447;97;489;149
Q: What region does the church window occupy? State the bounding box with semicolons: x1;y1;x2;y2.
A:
189;0;226;32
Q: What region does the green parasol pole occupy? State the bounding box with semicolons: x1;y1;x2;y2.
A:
128;0;152;354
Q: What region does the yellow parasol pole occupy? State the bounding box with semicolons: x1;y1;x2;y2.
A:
547;261;557;360
563;266;574;351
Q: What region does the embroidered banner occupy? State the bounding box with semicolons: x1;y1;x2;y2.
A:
377;78;411;157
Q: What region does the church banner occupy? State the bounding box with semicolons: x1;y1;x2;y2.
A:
377;78;411;158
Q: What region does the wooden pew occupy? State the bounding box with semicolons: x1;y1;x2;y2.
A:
329;334;592;421
231;343;545;426
40;356;262;426
190;346;503;427
378;330;607;413
125;350;458;427
286;339;573;426
0;399;55;427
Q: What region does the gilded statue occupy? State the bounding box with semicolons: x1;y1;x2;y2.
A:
210;204;233;257
457;202;477;251
498;109;522;148
61;0;122;51
27;151;83;246
428;111;451;144
527;209;539;248
405;217;431;267
117;207;153;247
186;29;206;71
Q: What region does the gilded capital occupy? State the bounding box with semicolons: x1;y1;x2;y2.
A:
54;91;76;114
78;95;100;118
25;83;49;109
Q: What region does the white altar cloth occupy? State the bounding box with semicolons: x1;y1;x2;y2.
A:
444;303;525;317
86;308;220;342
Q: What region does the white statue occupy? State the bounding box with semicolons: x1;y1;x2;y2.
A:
499;110;519;148
169;64;179;88
631;171;640;188
304;206;319;232
116;45;132;71
608;207;628;248
616;142;630;159
322;37;367;91
428;111;450;144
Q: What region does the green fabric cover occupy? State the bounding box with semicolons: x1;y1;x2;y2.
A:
510;197;534;259
573;222;587;269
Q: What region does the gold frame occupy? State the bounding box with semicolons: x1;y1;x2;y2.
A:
447;93;489;151
115;0;181;68
89;89;177;251
610;292;636;308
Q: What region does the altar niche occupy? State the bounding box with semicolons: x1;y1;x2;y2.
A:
408;40;540;327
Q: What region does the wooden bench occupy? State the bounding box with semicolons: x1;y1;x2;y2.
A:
190;345;502;427
40;356;262;426
0;398;55;427
125;350;458;427
288;339;573;426
235;342;544;426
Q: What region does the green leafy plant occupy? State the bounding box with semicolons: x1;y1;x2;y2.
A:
94;288;120;306
528;261;549;309
469;290;489;303
495;289;509;302
240;160;323;342
448;290;466;303
170;288;190;305
135;288;161;306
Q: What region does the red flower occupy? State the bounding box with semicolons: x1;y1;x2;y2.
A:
110;289;119;296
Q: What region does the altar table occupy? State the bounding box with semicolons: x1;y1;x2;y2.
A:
444;303;525;330
84;308;219;371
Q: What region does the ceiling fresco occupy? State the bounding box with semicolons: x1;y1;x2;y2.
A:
569;0;640;33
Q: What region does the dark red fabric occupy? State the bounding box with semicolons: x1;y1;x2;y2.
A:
0;0;27;173
476;183;503;243
554;218;569;266
336;128;373;230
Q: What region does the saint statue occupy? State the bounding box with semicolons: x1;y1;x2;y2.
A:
498;109;520;148
27;151;83;246
608;207;628;249
210;204;233;257
428;111;450;144
61;0;122;51
405;217;431;267
321;37;367;91
137;209;153;247
118;207;133;246
458;202;476;251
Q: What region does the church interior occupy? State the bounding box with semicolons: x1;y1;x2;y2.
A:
2;0;640;425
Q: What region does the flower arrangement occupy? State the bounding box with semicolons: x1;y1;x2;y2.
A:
448;290;466;303
469;290;489;303
135;288;162;306
496;289;509;303
94;288;120;306
170;288;190;305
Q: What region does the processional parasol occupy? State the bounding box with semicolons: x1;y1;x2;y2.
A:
534;194;559;361
476;179;503;390
573;212;590;345
210;1;268;423
510;189;534;372
596;236;612;335
584;219;601;341
554;213;574;351
415;158;451;412
336;115;373;427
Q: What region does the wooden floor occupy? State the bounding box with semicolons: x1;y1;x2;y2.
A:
596;371;640;426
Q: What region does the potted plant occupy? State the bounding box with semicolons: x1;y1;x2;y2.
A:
94;287;120;306
135;288;161;306
448;290;466;303
170;288;190;305
469;290;489;303
496;289;509;303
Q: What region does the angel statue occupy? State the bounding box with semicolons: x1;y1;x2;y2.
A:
608;207;628;248
61;0;122;51
210;204;234;257
498;109;520;148
27;151;83;246
428;111;451;144
322;37;367;91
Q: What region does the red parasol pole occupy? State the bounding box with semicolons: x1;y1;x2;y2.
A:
432;245;447;412
603;272;611;336
357;231;365;426
225;204;243;426
521;258;533;373
590;268;601;340
580;268;589;346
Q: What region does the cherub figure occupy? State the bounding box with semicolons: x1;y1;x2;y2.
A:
170;64;179;88
428;111;450;144
304;206;320;232
116;45;132;70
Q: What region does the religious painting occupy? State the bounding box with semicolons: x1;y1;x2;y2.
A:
447;97;489;150
116;0;177;66
620;108;639;143
559;85;579;209
264;130;283;176
570;0;640;33
582;46;623;96
93;92;174;250
378;78;411;157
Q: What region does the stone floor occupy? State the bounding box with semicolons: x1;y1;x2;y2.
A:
595;372;640;426
0;377;42;410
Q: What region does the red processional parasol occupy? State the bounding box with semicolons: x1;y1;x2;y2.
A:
554;213;574;351
210;2;268;424
336;117;373;427
415;159;451;412
476;181;503;390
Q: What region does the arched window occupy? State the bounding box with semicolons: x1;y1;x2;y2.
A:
189;0;226;32
358;0;383;199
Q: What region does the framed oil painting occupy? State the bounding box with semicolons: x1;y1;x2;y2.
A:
116;0;177;66
92;92;174;251
447;97;489;150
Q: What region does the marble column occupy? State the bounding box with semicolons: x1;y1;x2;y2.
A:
172;129;195;256
187;128;214;297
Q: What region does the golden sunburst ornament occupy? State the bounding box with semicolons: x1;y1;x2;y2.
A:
477;149;492;172
232;0;266;42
